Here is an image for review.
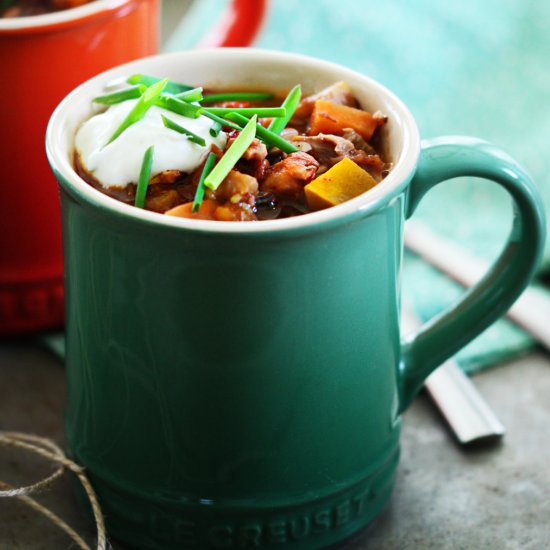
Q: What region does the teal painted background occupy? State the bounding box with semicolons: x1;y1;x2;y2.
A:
253;0;549;371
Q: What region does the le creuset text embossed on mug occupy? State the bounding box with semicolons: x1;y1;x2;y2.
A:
0;0;266;335
46;49;545;549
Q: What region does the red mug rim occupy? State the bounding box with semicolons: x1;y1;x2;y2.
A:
0;0;146;34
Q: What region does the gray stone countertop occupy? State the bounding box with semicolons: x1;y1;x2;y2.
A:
1;342;549;549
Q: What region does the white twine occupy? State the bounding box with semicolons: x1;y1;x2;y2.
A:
0;431;109;550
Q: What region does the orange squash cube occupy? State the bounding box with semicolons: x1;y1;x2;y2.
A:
309;100;384;140
304;158;378;211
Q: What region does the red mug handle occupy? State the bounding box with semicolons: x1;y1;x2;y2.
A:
196;0;268;47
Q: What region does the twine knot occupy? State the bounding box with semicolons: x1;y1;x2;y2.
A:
0;431;109;550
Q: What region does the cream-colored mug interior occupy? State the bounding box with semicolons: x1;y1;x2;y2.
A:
47;48;420;233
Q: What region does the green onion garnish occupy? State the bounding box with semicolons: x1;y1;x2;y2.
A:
192;152;217;212
135;146;154;208
203;115;257;191
225;112;298;154
93;85;145;105
209;120;223;137
161;115;206;147
204;107;286;118
173;87;204;103
267;85;302;135
127;74;193;94
202;111;241;132
106;78;168;146
156;95;202;119
201;92;274;104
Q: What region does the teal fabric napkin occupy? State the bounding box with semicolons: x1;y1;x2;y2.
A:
402;252;534;373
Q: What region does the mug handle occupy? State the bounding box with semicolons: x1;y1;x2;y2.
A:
197;0;268;47
163;0;268;51
399;136;546;411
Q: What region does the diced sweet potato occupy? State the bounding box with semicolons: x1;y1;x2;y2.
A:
164;199;257;221
304;158;378;211
309;100;384;141
165;200;218;220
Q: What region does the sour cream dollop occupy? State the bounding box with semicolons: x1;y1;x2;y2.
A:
75;100;227;188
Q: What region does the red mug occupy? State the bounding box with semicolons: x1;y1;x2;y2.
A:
0;0;267;335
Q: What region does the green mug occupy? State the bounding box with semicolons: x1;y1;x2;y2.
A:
46;49;545;549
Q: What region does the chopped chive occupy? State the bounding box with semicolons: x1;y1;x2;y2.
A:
202;111;241;131
225;112;298;154
161;115;206;146
127;74;193;94
106;79;168;146
156;95;203;119
201;92;274;104
192;152;218;212
135;146;154;208
203;115;257;191
209;120;222;137
204;107;286;118
173;87;204;103
93;85;145;105
267;85;302;135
